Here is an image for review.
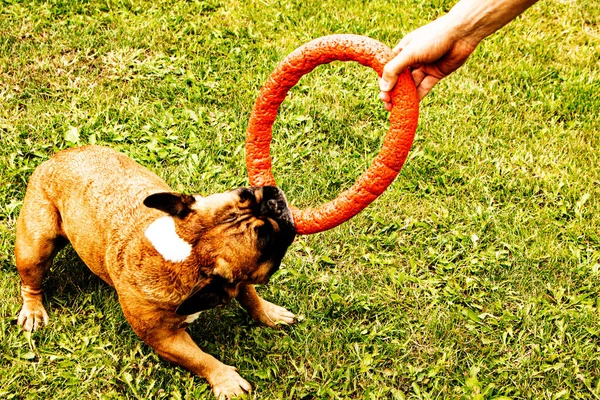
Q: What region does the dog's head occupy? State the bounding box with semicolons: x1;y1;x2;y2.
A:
143;186;296;315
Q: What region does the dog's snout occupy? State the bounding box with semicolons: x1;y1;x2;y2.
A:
260;196;284;219
255;186;294;227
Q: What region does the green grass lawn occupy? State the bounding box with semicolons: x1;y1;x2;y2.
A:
1;0;600;398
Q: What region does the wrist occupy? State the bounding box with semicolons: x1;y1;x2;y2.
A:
435;10;483;53
446;1;492;45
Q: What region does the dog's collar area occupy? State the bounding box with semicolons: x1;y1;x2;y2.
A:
175;275;232;315
144;216;192;263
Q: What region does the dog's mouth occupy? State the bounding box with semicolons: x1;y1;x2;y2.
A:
237;186;295;229
239;186;296;279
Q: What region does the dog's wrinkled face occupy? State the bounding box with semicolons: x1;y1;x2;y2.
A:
191;185;296;283
143;186;296;315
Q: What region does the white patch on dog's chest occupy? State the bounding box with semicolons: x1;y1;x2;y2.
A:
184;312;201;323
144;216;192;263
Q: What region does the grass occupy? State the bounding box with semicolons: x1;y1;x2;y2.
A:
1;0;599;398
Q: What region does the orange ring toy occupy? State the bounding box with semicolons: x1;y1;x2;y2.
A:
246;34;419;234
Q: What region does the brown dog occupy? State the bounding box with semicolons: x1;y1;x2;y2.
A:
15;145;297;399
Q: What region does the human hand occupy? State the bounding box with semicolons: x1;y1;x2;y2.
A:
379;14;479;108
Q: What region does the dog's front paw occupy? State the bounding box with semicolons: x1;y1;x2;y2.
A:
209;365;251;400
17;301;49;332
256;298;296;327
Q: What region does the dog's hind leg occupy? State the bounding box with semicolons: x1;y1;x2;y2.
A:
15;189;66;332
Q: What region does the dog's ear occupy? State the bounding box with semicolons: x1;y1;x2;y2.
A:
175;277;229;315
144;193;196;218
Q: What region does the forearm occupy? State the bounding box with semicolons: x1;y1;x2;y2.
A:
447;0;540;45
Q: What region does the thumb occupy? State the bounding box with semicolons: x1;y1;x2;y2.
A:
379;51;412;92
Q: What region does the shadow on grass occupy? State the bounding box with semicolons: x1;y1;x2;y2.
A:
42;245;258;347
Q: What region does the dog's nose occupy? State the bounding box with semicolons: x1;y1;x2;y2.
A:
260;194;283;218
266;199;281;215
258;186;294;225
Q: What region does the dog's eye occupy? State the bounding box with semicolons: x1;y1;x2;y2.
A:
222;214;239;223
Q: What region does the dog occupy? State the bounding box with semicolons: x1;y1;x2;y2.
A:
15;145;297;399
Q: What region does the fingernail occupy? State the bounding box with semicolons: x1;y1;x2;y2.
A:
378;78;391;92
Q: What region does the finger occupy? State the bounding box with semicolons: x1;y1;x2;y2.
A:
378;91;391;103
416;75;441;100
378;91;393;111
380;52;410;91
411;68;426;88
378;74;396;92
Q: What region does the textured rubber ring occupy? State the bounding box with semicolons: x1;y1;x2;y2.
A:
246;34;419;234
